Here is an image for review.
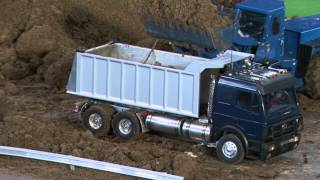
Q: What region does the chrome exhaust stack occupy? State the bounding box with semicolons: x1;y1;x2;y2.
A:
145;115;212;142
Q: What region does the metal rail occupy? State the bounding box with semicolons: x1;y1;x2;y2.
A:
0;146;183;180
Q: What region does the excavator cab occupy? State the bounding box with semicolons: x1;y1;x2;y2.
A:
233;0;285;64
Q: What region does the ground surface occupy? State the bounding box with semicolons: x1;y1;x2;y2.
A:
0;83;319;180
0;0;320;180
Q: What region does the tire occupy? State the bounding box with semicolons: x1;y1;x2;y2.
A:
305;57;320;99
112;111;141;140
83;105;112;137
216;134;245;164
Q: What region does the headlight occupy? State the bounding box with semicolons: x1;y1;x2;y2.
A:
268;144;275;152
296;118;303;131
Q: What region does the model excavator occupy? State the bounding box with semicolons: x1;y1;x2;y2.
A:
144;0;320;99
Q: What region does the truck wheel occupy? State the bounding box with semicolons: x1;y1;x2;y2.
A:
216;134;245;164
83;105;112;137
112;111;141;140
305;57;320;99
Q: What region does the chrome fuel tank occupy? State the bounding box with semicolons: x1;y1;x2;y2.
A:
145;115;212;142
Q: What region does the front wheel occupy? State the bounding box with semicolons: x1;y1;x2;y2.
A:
216;134;245;164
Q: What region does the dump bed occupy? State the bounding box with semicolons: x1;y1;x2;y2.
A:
67;43;253;118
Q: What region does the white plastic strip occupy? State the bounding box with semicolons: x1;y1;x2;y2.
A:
0;146;183;180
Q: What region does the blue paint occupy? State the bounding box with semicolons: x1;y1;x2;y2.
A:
234;0;320;89
236;0;284;14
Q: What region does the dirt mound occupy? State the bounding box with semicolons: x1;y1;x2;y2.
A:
0;0;144;87
136;0;230;30
0;0;230;88
15;25;59;58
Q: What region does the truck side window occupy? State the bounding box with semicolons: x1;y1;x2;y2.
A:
237;91;260;114
272;17;280;35
216;85;234;105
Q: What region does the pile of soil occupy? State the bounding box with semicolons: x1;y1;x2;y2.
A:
0;0;139;88
0;0;230;88
135;0;230;31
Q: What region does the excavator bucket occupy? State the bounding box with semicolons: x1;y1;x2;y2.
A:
144;21;234;52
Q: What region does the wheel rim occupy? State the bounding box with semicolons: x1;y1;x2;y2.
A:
88;113;103;130
118;118;133;135
222;141;238;159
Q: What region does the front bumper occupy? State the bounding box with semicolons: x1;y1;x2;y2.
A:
260;134;301;160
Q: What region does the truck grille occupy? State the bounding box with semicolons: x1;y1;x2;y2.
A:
266;119;299;141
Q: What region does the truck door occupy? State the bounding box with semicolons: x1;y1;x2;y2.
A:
256;14;285;63
212;83;237;129
213;83;264;142
233;89;264;142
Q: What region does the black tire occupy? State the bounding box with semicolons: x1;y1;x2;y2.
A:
112;111;141;140
305;57;320;99
83;105;112;137
216;134;245;164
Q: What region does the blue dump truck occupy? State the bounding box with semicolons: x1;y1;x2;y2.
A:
144;0;320;98
67;43;303;164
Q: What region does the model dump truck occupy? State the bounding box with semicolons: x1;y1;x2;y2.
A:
67;43;303;164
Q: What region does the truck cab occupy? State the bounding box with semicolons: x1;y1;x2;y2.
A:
211;68;302;161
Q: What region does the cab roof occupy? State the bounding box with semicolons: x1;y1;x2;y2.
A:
236;0;284;15
219;70;294;95
285;15;320;33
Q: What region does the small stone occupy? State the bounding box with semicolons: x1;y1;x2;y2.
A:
1;61;31;80
0;90;5;97
4;82;18;96
72;148;82;157
0;47;17;65
24;134;33;139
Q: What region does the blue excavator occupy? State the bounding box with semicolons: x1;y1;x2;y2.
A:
144;0;320;98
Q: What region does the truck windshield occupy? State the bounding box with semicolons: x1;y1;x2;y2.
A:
264;88;297;118
238;10;266;41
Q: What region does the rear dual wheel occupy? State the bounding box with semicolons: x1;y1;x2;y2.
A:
83;106;141;140
112;111;141;140
83;105;113;137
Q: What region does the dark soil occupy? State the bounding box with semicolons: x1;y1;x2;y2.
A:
0;83;319;180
